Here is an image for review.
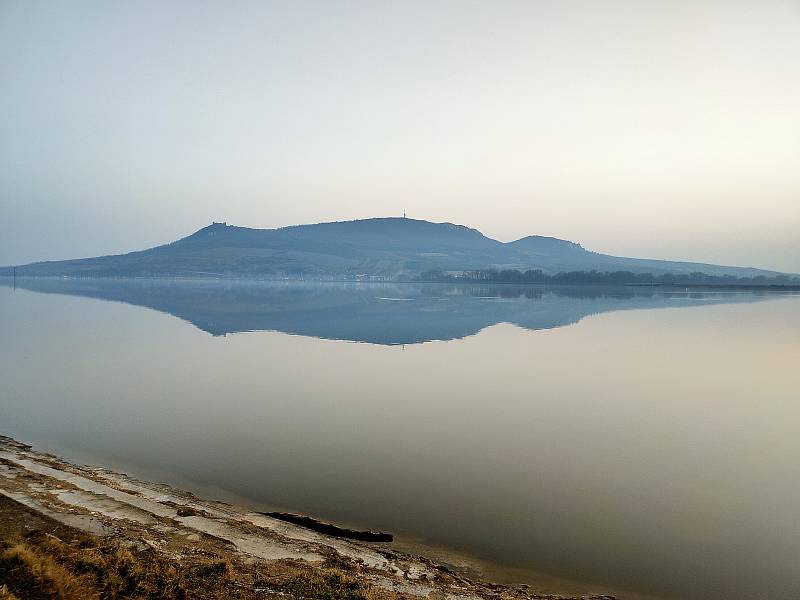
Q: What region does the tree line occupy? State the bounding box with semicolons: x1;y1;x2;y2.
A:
417;269;800;286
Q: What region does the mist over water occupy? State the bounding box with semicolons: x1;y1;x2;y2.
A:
2;281;799;599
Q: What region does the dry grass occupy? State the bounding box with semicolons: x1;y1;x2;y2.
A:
0;585;21;600
1;542;98;599
0;493;235;599
0;493;387;600
256;565;368;600
0;537;190;599
0;536;377;600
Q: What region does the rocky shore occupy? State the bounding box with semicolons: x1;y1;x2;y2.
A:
0;435;616;600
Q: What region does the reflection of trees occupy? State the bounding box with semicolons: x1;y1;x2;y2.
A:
419;269;797;287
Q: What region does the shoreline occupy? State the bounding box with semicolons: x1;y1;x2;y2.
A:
3;274;800;292
0;435;630;600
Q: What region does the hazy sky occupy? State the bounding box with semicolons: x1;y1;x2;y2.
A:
1;1;799;271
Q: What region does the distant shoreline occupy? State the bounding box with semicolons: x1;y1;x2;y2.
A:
2;274;800;292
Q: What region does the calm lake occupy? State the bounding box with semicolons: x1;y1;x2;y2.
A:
1;279;799;599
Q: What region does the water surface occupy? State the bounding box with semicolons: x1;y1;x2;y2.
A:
1;280;798;599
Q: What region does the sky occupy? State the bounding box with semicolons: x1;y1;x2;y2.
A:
1;1;799;272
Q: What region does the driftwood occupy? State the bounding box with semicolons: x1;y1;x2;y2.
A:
262;512;393;542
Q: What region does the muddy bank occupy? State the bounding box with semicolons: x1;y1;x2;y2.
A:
0;435;618;600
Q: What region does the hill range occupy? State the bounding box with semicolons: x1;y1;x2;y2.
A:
0;218;789;280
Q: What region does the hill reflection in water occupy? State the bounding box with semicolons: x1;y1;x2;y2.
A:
2;278;779;345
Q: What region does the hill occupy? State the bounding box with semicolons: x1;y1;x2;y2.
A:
0;218;788;279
